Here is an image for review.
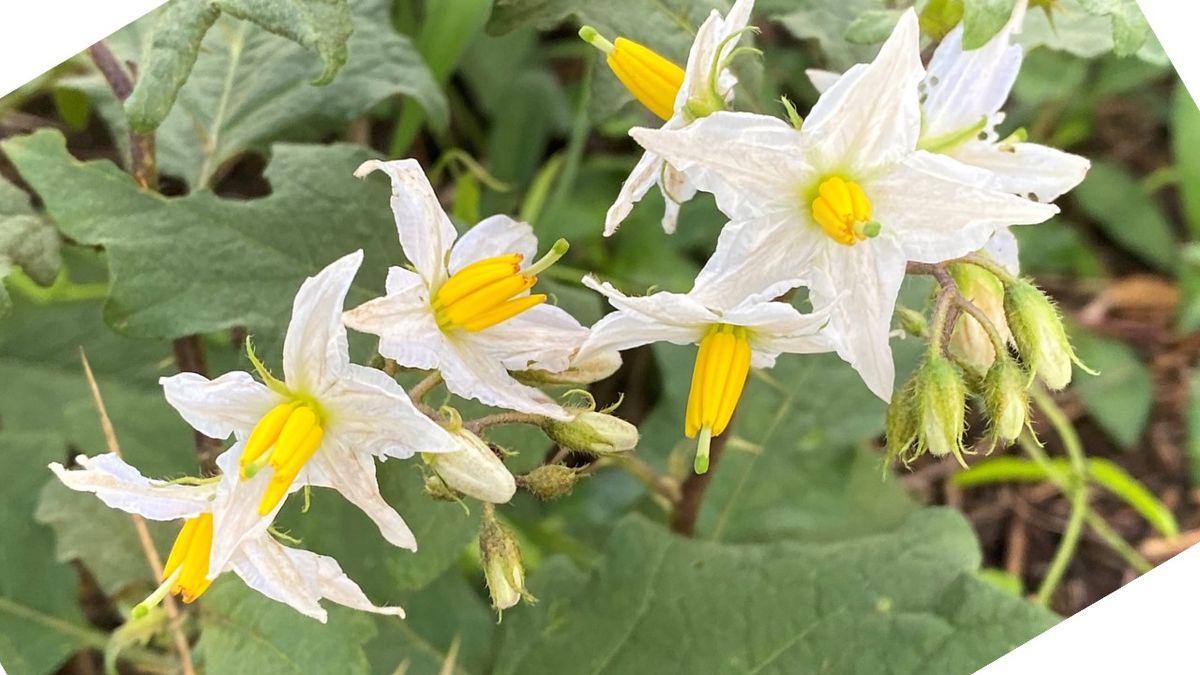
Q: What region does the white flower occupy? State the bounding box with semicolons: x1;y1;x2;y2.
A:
343;159;587;420
425;429;516;504
807;2;1088;257
160;250;456;559
49;449;404;622
628;10;1057;401
582;0;756;235
577;275;831;472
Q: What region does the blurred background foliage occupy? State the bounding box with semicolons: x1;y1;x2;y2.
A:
0;0;1197;673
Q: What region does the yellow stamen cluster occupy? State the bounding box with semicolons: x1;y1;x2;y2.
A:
811;177;879;246
162;513;215;603
685;324;751;472
580;26;684;121
433;254;547;333
241;402;326;515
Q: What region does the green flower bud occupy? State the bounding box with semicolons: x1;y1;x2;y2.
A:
885;379;919;465
518;464;581;501
1004;279;1081;390
479;510;533;611
915;355;968;467
984;357;1029;447
950;263;1011;368
544;410;639;456
424;430;516;504
513;350;622;386
895;305;928;338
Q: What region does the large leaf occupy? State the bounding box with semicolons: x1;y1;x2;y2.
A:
1174;86;1200;236
92;0;444;187
961;0;1018;50
769;0;891;70
493;513;1057;673
2;130;403;339
1072;160;1177;272
0;176;61;318
1070;327;1153;449
1020;0;1165;65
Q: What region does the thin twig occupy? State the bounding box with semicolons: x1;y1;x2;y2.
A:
86;42;156;190
407;372;443;403
615;455;681;505
80;350;196;675
465;411;544;434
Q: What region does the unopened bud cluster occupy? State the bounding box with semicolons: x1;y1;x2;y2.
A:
518;464;581;500
479;508;534;611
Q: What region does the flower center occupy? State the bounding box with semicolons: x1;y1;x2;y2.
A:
810;177;879;246
241;401;326;515
431;239;568;333
163;512;214;603
685;324;752;473
579;26;684;121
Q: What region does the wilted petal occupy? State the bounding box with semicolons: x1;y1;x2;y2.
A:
48;454;213;522
160;371;282;440
449;215;537;273
324;363;457;460
281;250;361;394
355;159;457;288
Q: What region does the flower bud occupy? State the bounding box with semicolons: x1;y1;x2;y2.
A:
424;430;516;504
885;380;919;465
479;510;533;611
914;355;968;467
423;474;459;501
518;464;581;501
983;357;1029;447
950;263;1011;368
1003;279;1080;390
544;410;639;456
513;350;622;386
895;306;928;338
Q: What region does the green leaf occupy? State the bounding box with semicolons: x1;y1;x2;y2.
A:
1020;0;1163;64
90;0;444;187
0;433;107;674
493;514;1057;673
1072;161;1177;272
1073;0;1150;57
1173;86;1200;236
122;0;221;133
844;9;904;45
961;0;1017;50
773;0;893;69
0;176;61;318
1085;458;1179;538
954;456;1053;487
1070;328;1153;449
2;129;402;339
196;579;378;674
213;0;353;85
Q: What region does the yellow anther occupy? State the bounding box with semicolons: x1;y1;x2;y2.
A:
810;177;878;246
164;513;214;604
267;406;319;470
257;424;324;516
433;241;567;333
580;26;684;121
434;254;523;308
441;274;536;328
685;324;752;439
460;294;547;332
241;402;296;470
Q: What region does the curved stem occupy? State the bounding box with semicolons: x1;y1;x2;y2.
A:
465;411;545;434
408;372;443;403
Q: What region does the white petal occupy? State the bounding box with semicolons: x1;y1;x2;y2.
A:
438;339;569;419
578;309;705;362
812;238;908;401
984;228;1021;275
290;544;406;618
630;112;812;222
805;68;841;95
229;536;327;622
308;445;418;551
802;10;923;173
160;371;281;440
448;215;537;273
689;213;818;310
324;363;458;460
658;164;697;234
922;24;1022;139
680;0;755;105
48;454;213;521
209;444;281;577
722;297;831;345
477;304;588;374
604;151;664;236
355;159;457;288
343;267;443;371
282;250;361;394
948;140;1090;202
585;276;717;325
872;151;1058;263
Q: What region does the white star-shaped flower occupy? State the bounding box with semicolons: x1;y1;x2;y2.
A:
628;10;1058;401
583;0;756;235
50;449;404;622
160;250;456;560
577;275;831;472
343;159;587;420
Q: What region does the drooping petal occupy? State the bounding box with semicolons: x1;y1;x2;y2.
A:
688;213;818;310
585;277;717;325
448;215;537;273
160;371;282;440
577;308;706;362
811;237;908;401
307;444;418;551
48;454;213;522
228;536;327;622
343;267;443;371
721;296;831;345
355;159;457;288
679;0;755;106
209;444;282;577
948;140;1090;203
922;20;1023;140
323;363;457;460
658;164;698;234
437;339;569;420
604;150;664;236
630;112;812;222
871;151;1058;263
476;304;588;374
281;250;361;394
801;9;923;174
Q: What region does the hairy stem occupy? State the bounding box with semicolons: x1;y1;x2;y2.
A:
465;411;545;434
